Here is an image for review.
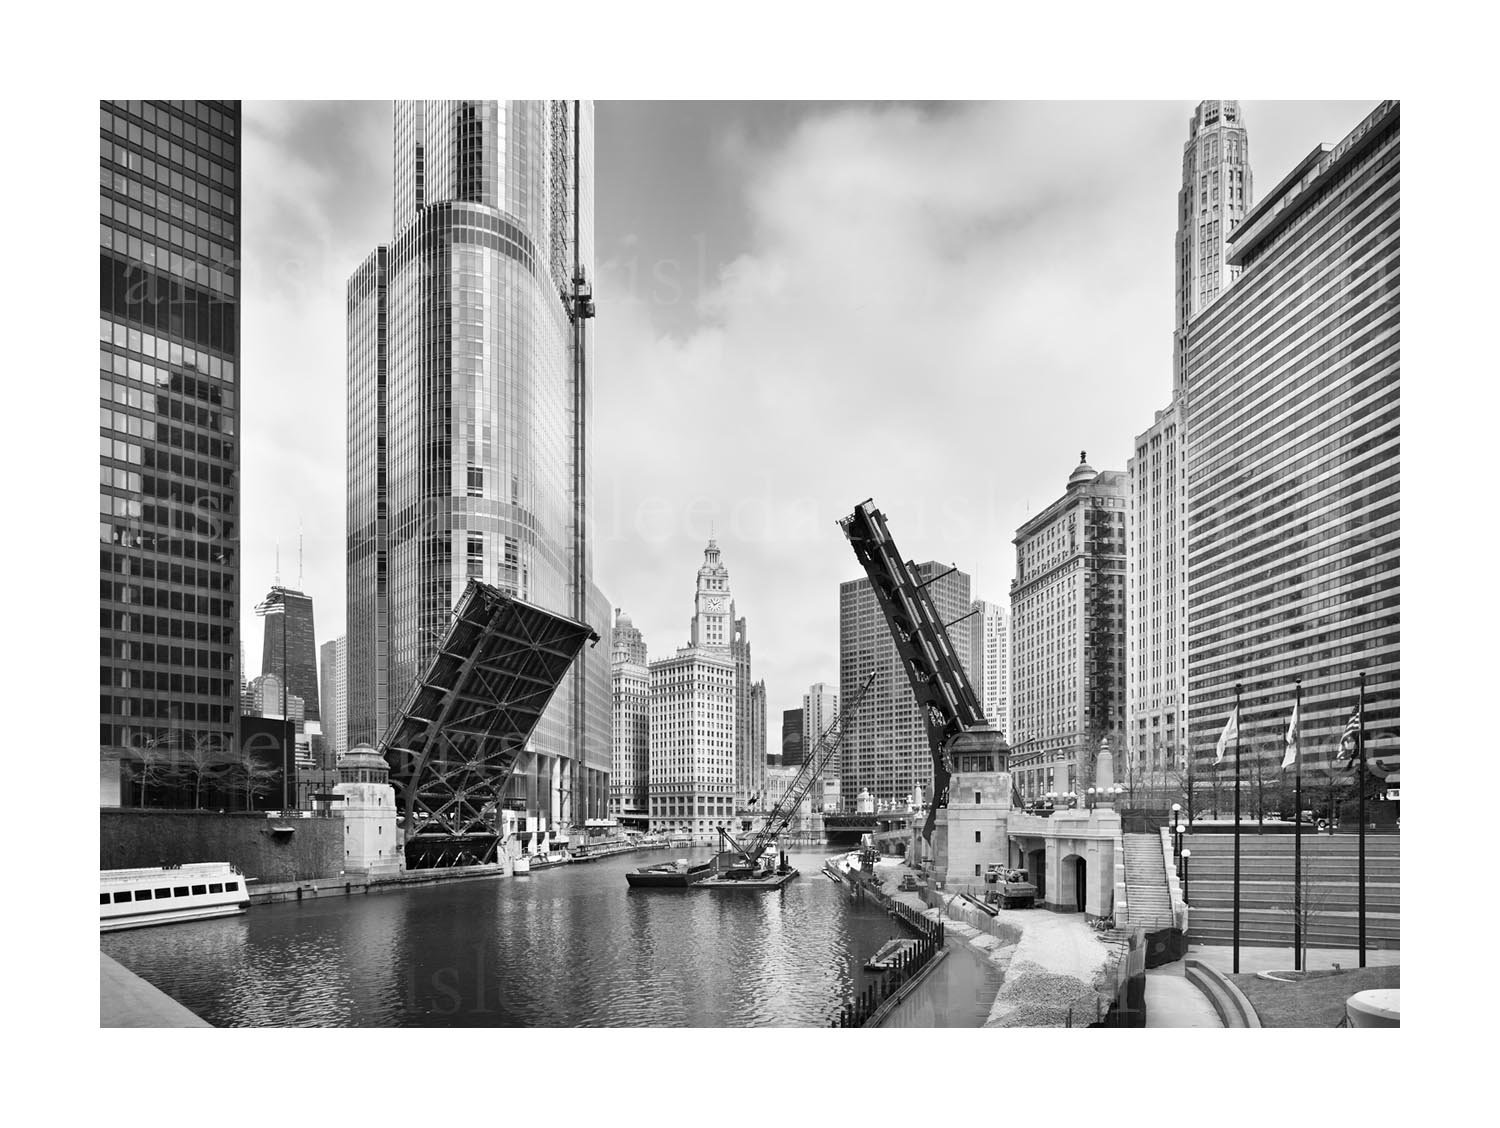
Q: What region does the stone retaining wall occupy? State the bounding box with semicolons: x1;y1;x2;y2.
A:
100;809;345;882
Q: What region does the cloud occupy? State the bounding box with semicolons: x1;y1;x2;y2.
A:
592;102;1184;716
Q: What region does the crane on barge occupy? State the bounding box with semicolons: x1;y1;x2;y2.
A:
714;673;877;877
838;501;1010;845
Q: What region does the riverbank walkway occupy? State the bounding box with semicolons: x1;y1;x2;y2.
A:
101;951;210;1028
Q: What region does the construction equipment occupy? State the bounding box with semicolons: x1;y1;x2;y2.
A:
717;673;876;873
984;865;1039;909
839;501;1009;843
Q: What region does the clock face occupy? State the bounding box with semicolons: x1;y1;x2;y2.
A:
705;597;725;612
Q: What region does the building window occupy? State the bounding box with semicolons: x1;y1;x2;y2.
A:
974;831;982;844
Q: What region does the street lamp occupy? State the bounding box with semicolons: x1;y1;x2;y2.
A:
1173;819;1185;871
1086;786;1097;810
1181;849;1191;904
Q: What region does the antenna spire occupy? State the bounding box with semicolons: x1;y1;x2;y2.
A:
274;541;281;587
298;520;304;590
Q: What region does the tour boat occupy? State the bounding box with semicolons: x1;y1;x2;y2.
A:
625;858;714;888
100;863;249;931
512;855;532;874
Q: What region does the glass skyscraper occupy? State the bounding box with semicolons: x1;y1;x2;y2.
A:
99;100;241;806
1184;101;1399;781
347;101;610;829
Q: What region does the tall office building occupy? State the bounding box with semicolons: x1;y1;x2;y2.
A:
748;680;767;800
840;563;973;810
802;681;839;806
319;635;347;764
1173;100;1253;395
1126;101;1256;795
780;708;804;768
648;549;739;838
256;585;319;722
732;617;754;805
610;609;649;823
99;100;242;807
347;101;610;829
967;599;1009;735
1009;456;1127;800
246;673;305;726
1126;403;1189;790
1184;101;1400;785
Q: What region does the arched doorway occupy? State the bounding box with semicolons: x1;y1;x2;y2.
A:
1026;848;1046;905
1060;853;1086;913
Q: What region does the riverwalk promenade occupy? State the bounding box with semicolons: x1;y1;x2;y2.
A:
101;951;210;1028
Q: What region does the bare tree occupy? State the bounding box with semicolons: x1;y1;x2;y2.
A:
1278;843;1345;970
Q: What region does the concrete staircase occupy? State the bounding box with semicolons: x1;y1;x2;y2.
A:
1183;832;1400;949
1123;833;1174;931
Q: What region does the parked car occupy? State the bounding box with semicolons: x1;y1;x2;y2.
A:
898;874;920;892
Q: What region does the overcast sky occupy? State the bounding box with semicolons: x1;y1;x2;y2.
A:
240;99;1375;722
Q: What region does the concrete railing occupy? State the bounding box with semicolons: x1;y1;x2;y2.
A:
1184;958;1262;1028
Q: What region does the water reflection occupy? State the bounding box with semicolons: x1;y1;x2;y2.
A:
103;847;913;1028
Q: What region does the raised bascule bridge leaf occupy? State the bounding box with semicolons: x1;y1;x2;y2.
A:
381;579;598;868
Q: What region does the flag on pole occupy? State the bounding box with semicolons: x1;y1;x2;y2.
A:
1215;704;1238;764
1334;707;1362;770
1282;698;1299;770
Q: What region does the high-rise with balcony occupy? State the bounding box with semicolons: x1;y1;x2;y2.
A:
1009;455;1127;800
99;100;242;807
347;101;610;829
840;564;974;810
1184;101;1400;787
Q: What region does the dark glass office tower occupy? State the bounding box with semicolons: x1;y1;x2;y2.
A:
348;101;610;830
256;585;319;722
99;100;241;807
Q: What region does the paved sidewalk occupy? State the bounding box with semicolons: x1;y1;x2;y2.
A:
101;951;211;1028
1189;944;1399;974
1144;961;1221;1028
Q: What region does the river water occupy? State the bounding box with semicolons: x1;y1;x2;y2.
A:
102;847;946;1028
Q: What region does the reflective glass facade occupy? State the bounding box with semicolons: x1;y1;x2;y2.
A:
99;100;241;805
1184;102;1399;779
348;101;609;826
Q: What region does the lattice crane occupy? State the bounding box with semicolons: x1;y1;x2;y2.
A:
839;500;1009;843
718;673;876;870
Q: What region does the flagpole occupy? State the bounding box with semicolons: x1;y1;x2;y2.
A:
1293;677;1303;973
1233;682;1242;975
1357;671;1366;968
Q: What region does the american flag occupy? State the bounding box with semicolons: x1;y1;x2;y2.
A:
1333;708;1362;768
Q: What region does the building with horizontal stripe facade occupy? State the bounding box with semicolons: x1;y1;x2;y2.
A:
99;100;242;808
1183;100;1399;783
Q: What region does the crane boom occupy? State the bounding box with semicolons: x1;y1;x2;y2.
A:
839;501;997;843
731;673;876;867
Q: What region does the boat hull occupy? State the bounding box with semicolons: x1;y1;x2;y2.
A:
626;863;713;888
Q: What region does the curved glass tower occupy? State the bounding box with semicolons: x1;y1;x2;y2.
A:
348;100;609;829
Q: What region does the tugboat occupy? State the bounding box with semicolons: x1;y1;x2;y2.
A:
625;858;714;888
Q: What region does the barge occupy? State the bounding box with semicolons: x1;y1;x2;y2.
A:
625;859;714;888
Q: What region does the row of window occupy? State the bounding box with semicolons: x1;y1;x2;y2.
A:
103;879;238;905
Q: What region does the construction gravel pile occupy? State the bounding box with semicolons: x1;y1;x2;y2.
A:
983;916;1114;1027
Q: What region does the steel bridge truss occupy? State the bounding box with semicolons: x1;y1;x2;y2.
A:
840;501;989;841
381;579;598;869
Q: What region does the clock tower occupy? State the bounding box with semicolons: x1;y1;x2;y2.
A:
690;539;734;652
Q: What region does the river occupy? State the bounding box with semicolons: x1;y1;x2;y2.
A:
102;846;934;1027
